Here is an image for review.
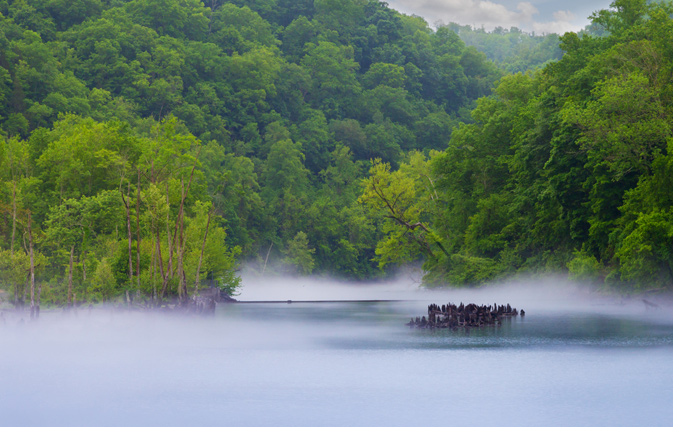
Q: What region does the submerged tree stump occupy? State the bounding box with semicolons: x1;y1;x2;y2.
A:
406;302;523;329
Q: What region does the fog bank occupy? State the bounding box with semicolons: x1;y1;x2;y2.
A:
237;273;673;318
2;275;673;426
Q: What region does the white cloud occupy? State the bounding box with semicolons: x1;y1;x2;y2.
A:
553;10;576;22
532;10;581;34
516;2;538;19
386;0;589;33
413;0;538;29
532;20;581;34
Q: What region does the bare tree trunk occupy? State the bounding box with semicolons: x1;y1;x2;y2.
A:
177;178;185;300
81;250;87;301
68;245;74;308
11;181;17;305
21;231;28;307
127;183;133;284
170;147;201;281
136;169;141;296
177;248;184;300
151;233;157;303
160;148;201;299
156;231;165;290
81;243;87;282
165;182;173;279
82;255;86;282
150;161;158;304
28;212;35;319
22;275;27;307
122;183;133;305
160;183;173;299
14;278;19;306
174;152;199;237
193;207;213;299
37;281;42;319
10;181;17;253
262;242;273;275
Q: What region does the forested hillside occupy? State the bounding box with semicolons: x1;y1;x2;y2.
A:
2;0;669;309
362;0;673;292
0;0;505;309
446;23;563;73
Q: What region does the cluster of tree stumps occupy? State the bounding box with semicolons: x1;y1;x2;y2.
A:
407;302;525;329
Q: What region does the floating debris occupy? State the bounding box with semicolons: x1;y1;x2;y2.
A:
406;302;523;329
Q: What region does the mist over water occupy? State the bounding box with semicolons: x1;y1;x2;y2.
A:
238;272;673;316
2;277;673;426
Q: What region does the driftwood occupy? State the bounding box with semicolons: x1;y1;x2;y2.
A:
406;302;523;329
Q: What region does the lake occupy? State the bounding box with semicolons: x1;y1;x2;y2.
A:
1;279;672;426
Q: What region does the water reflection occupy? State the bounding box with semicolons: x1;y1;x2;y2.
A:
217;301;673;350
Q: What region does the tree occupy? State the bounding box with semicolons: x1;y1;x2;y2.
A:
292;108;331;174
362;62;405;89
262;138;310;242
301;41;361;118
280;16;317;62
210;4;279;54
1;135;41;305
591;0;648;38
89;258;117;302
285;231;315;275
615;211;673;290
44;191;120;306
359;155;447;271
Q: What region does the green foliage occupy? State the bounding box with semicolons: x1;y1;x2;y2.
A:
362;62;405;89
615;210;673;290
353;0;673;290
444;254;499;287
447;23;563;73
300;41;360;118
7;0;671;297
359;153;446;270
284;231;315;275
88;258;117;302
567;250;603;283
185;201;242;293
0;112;241;305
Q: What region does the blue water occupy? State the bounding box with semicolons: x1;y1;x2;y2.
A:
1;300;672;426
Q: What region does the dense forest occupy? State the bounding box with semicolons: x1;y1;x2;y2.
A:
0;0;671;312
0;0;506;311
363;0;673;292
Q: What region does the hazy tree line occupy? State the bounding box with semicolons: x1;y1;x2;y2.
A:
445;23;564;73
0;0;507;309
362;0;673;292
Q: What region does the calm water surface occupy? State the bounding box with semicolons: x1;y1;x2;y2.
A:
1;299;672;426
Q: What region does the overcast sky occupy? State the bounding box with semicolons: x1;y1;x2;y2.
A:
385;0;614;34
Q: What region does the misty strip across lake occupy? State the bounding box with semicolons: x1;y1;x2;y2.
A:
2;279;673;426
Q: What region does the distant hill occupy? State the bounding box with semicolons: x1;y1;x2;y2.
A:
446;23;564;73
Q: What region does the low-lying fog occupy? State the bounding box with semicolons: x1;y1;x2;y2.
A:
2;276;672;426
238;273;673;317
